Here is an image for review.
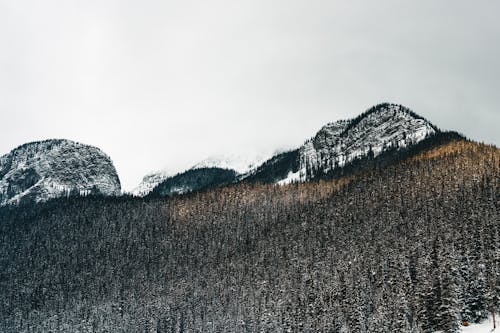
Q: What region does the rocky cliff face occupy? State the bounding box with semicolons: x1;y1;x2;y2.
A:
0;139;121;205
273;103;438;183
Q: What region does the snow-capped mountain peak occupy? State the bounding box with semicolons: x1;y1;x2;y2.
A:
280;103;437;183
0;139;121;206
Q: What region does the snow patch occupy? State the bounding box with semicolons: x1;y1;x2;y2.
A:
277;169;302;185
460;315;499;333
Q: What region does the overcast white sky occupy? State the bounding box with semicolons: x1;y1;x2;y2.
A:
1;0;499;191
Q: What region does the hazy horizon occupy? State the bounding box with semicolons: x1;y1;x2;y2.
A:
2;0;499;190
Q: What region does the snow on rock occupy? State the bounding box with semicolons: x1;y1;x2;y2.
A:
0;139;121;206
289;103;437;182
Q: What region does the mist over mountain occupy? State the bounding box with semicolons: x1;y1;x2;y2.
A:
131;154;270;197
0;104;456;203
133;103;442;196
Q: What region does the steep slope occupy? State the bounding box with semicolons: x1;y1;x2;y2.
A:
244;103;438;183
0;139;121;205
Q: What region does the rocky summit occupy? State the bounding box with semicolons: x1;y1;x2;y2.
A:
0;139;121;205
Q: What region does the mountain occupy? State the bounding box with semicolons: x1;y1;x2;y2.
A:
1;139;497;332
0;104;497;332
244;103;438;184
133;154;270;197
131;170;171;197
137;103;441;197
150;167;237;197
0;139;121;205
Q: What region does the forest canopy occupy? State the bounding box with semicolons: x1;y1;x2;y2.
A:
0;140;498;332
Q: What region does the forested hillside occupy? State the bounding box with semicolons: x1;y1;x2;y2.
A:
0;139;498;332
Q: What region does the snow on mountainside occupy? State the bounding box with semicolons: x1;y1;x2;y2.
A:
131;170;171;197
192;154;270;174
277;103;438;184
0;139;121;206
132;154;270;197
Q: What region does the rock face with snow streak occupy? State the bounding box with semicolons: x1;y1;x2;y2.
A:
293;103;437;181
0;139;121;205
246;103;438;184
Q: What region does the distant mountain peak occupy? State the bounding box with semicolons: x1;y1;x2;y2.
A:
0;139;121;205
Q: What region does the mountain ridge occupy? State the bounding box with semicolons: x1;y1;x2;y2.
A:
0;103;465;203
0;138;497;332
133;103;441;196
